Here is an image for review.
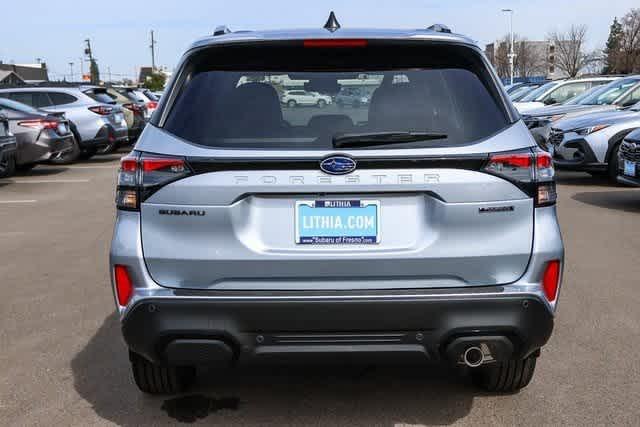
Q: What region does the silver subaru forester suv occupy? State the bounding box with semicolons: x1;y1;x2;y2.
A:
110;21;564;394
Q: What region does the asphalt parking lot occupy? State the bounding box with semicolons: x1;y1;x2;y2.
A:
1;153;639;426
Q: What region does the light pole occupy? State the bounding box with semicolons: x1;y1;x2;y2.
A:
501;8;515;85
69;62;75;82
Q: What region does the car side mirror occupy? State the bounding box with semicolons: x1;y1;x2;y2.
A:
622;100;637;108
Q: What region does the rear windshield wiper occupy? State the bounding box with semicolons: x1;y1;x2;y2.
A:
332;131;448;148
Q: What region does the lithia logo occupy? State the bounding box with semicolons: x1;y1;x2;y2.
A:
159;209;206;217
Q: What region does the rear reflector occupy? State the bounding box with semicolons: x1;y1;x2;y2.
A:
303;39;368;48
542;260;561;302
114;265;133;306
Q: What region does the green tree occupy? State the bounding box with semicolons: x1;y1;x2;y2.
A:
143;72;166;91
89;59;100;84
603;17;623;73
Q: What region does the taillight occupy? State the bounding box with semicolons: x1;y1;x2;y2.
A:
88;105;114;115
483;149;557;207
18;119;59;130
542;260;561;302
114;265;133;306
122;103;142;113
116;152;191;211
146;101;158;110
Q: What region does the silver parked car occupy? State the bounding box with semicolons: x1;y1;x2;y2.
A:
549;101;640;180
110;22;564;395
0;86;128;163
524;76;640;148
514;77;618;113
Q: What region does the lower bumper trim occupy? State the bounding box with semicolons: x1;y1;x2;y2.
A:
122;295;554;366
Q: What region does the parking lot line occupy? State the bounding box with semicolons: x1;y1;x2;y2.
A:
0;179;90;184
0;200;37;204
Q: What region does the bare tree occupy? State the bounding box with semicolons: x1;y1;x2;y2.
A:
515;38;547;78
617;9;640;73
491;34;546;79
548;25;589;77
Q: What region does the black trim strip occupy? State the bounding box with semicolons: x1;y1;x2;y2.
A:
186;155;489;174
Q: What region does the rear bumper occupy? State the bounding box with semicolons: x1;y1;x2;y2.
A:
82;124;128;149
121;291;554;366
112;203;564;367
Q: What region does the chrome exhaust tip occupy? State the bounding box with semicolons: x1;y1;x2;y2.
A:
462;346;485;368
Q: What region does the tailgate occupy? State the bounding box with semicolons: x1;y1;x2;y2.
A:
140;167;533;290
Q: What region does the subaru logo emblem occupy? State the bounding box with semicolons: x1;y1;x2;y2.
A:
320;156;357;175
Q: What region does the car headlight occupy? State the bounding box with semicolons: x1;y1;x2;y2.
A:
574;124;610;136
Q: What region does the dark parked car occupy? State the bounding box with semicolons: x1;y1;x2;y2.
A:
0;98;75;172
0;112;17;178
617;127;640;186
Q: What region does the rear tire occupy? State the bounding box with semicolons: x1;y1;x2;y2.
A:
317;99;327;108
15;163;37;173
79;147;97;160
472;355;537;392
0;154;16;178
129;351;195;395
287;100;297;108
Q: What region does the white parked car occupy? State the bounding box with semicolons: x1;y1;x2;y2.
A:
514;77;618;113
281;90;332;107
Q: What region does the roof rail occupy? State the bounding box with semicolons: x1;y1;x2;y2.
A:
213;25;231;36
427;24;452;34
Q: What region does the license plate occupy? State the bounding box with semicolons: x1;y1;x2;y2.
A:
295;200;380;245
624;160;636;177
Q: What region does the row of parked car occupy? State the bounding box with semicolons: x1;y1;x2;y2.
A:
0;84;161;178
507;75;640;186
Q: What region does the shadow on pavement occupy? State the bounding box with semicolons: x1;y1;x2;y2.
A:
16;166;68;176
555;172;610;187
72;314;478;426
572;190;640;213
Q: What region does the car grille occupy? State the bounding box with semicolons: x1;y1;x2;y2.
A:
620;140;640;162
548;129;564;146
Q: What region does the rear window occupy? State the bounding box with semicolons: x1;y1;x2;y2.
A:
49;92;78;106
161;42;511;150
84;90;116;105
0;98;41;114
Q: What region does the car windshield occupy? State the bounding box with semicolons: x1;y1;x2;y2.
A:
0;97;42;114
580;78;640;105
509;85;537;101
564;85;607;105
162;43;510;150
519;81;559;102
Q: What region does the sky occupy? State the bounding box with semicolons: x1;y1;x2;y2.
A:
1;0;638;81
